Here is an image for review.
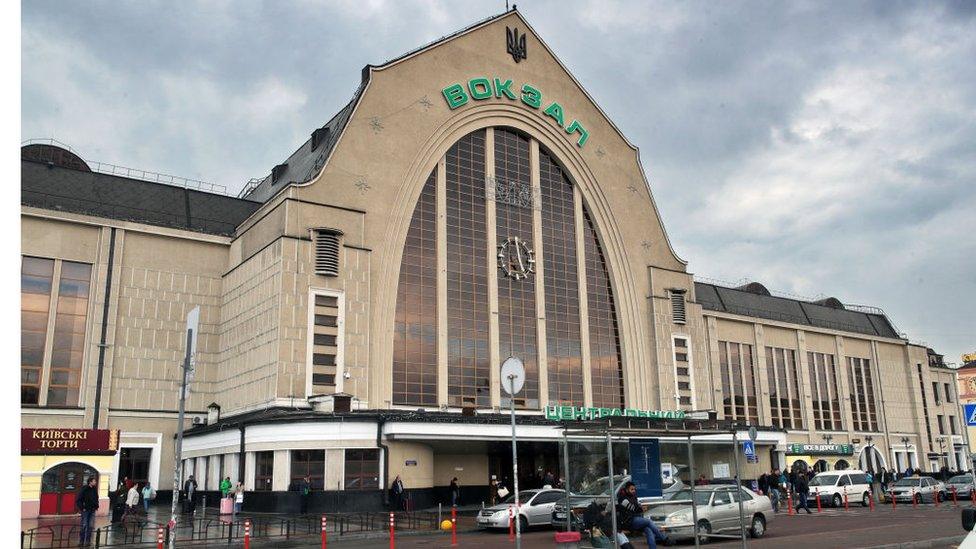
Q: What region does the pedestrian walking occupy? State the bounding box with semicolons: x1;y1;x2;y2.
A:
122;483;140;522
76;477;99;547
183;475;198;514
390;475;405;510
489;476;499;506
234;481;245;515
758;472;768;496
768;469;782;513
544;470;555;487
795;473;812;514
141;482;155;514
450;477;460;507
299;476;312;514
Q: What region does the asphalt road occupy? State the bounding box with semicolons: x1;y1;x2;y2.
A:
316;504;970;548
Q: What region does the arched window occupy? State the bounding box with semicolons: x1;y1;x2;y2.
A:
392;127;624;410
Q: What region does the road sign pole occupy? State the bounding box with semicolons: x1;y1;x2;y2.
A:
510;376;521;549
168;328;192;548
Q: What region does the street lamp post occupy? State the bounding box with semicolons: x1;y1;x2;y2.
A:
900;436;912;473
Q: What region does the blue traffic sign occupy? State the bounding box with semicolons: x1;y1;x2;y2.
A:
965;404;976;426
742;440;756;458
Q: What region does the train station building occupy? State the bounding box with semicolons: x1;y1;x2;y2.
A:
20;9;965;515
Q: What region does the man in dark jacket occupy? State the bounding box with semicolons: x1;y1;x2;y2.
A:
183;475;198;514
795;473;812;514
616;482;668;548
76;477;99;546
757;472;769;496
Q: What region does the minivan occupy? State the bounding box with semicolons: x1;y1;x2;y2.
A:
807;469;873;507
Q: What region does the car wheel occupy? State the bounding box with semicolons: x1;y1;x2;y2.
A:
862;492;871;507
696;520;712;545
518;515;528;532
832;494;842;508
750;515;766;538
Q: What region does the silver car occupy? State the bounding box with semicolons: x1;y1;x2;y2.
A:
551;475;686;528
947;475;975;499
476;489;565;530
646;486;774;542
887;476;947;504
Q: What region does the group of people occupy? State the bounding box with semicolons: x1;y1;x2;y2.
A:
181;474;246;515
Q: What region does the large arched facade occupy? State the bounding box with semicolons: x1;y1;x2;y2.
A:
391;126;624;411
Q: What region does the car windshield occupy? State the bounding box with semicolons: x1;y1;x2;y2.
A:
664;489;713;505
576;476;627;496
808;474;839;487
893;478;920;487
500;491;537;505
949;476;972;484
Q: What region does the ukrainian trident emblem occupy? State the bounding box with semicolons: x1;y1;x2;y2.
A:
506;27;527;63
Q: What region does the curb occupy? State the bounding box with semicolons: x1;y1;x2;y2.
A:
866;535;968;548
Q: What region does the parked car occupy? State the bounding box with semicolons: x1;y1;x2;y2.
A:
476;489;565;530
807;470;873;507
947;474;975;499
645;486;773;542
550;475;686;528
887;476;946;504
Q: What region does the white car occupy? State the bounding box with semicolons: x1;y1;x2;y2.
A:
476;489;565;530
808;470;874;507
947;474;975;499
887;476;947;504
647;486;774;542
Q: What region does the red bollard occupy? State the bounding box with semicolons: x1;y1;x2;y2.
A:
891;490;896;509
936;489;941;507
953;486;959;507
244;520;251;549
844;491;849;511
971;489;976;506
389;512;395;549
787;491;794;516
869;491;875;511
157;527;164;549
321;515;328;549
508;507;514;542
816;489;822;513
451;506;458;546
912;489;918;508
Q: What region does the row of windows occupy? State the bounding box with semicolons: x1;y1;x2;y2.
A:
189;449;380;492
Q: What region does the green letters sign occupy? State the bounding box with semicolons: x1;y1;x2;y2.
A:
544;405;686;421
441;76;590;148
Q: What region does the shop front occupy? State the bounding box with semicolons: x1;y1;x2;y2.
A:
21;428;118;518
785;443;855;474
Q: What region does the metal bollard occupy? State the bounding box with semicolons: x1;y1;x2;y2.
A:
244;520;251;549
509;506;514;542
787;491;794;516
389;512;395;549
438;503;442;527
321;515;327;549
816;489;822;513
869;491;875;511
451;505;457;546
157;527;164;549
844;491;849;511
912;489;918;508
953;486;959;507
936;489;941;507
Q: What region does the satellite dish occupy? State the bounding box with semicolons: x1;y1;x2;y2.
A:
501;356;525;396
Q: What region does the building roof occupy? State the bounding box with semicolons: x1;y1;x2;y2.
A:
694;281;901;339
22;157;261;237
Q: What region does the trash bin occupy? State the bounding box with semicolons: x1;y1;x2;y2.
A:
220;496;234;515
554;531;581;549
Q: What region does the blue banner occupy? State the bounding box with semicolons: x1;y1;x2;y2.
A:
628;439;662;498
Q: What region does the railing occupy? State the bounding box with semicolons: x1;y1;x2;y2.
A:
86;162;227;195
22;511;440;548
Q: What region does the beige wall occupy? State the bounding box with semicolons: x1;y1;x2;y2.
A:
433;453;488;487
388;442;434;489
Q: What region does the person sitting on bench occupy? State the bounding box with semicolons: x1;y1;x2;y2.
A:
616;481;669;549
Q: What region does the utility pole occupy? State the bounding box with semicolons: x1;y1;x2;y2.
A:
169;306;199;548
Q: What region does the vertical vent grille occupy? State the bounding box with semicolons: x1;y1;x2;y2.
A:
670;289;686;324
313;228;342;277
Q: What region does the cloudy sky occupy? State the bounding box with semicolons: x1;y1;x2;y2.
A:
21;0;975;363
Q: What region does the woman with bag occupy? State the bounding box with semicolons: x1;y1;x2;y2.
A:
233;481;245;515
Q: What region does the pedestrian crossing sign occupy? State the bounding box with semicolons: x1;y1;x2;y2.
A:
965;404;976;426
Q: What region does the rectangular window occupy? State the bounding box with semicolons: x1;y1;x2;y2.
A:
21;257;92;407
676;367;689;376
290;450;324;490
308;290;343;394
675;352;688;362
674;338;688;349
917;364;933;449
766;346;803;430
933;382;941;404
950;416;958;435
669;290;686;324
807;352;842;431
720;341;758;424
679;396;692;406
254;451;274;492
849;357;879;431
945;383;953;403
937;415;945;435
677;381;690;390
344;449;380;490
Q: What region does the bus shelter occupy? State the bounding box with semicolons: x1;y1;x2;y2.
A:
557;416;751;549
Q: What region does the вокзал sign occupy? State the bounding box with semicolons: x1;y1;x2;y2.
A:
21;428;119;455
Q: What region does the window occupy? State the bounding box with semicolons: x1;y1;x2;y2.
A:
393;170;438;406
254;451;273;491
308;290;343;392
669;290;686;324
344;449;379;490
674;338;688;348
312;229;342;276
582;208;625;409
675;352;688;362
679;396;692;405
765;347;803;429
917;364;934;448
849;357;879;431
22;257;54;405
950;416;958;435
720;342;758;424
945;383;953;403
937;415;945;435
117;448;152;485
677;381;690;390
676;367;689;376
807;352;842;431
533;491;562;504
290;450;324;490
21;257;92;407
933;382;941;404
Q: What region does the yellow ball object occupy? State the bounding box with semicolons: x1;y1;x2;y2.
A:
440;519;453;531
